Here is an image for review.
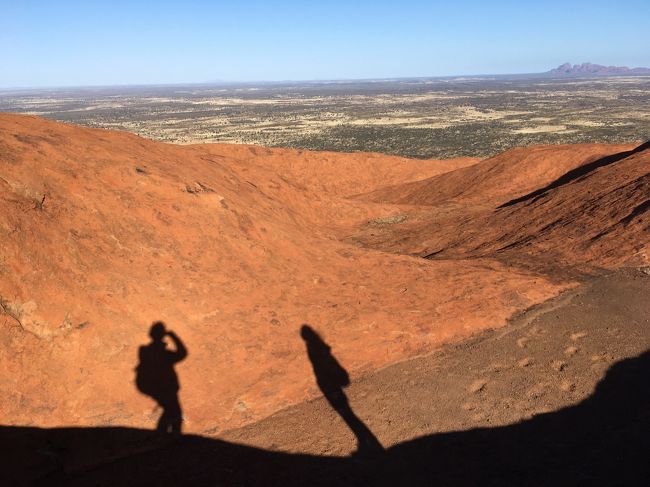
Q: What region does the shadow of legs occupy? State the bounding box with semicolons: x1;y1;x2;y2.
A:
156;397;182;434
325;391;383;454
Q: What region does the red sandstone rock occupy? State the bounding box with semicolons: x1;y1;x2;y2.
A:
352;139;649;270
2;114;616;435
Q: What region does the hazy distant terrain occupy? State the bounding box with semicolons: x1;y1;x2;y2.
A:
1;75;649;159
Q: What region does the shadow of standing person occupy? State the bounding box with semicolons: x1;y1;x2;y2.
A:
135;321;188;434
300;324;383;456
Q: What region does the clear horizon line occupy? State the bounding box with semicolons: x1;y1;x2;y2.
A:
3;64;650;92
0;72;530;92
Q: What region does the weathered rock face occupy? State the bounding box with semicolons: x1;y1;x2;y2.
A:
352;139;650;270
0;114;606;435
356;143;635;207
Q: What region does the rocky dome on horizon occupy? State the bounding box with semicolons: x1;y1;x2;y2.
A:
548;62;650;76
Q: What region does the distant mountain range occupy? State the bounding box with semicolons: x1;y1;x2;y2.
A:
547;62;650;77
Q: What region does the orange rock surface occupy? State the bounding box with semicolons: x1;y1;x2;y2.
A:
358;143;635;207
352;140;649;270
4;113;640;435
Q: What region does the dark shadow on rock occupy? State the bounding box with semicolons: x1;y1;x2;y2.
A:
300;324;384;455
135;321;187;434
499;139;650;208
2;349;649;486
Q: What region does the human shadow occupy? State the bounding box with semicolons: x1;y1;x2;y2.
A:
300;324;384;455
0;351;650;487
3;348;649;486
135;321;188;434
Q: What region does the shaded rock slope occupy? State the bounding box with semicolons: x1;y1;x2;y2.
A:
351;139;649;270
357;143;635;208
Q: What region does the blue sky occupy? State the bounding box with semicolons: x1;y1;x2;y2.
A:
2;0;649;88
